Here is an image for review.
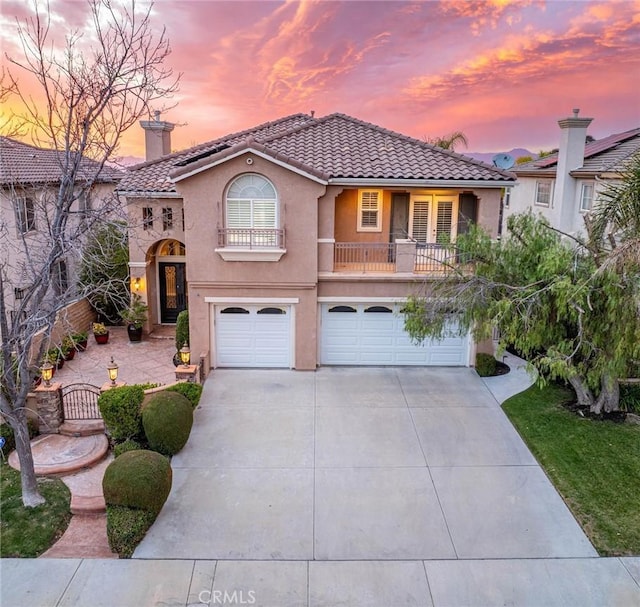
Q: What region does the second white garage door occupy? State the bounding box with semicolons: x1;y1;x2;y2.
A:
320;303;469;366
215;305;291;367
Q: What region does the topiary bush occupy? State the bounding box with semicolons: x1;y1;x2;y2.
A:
98;385;145;441
175;310;189;351
102;449;172;514
106;504;156;558
113;439;142;458
142;391;193;456
475;352;497;377
165;382;203;409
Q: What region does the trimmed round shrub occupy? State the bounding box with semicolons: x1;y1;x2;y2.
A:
142;391;193;456
106;504;156;558
102;450;172;514
165;382;203;409
98;385;145;441
113;439;142;458
475;352;497;377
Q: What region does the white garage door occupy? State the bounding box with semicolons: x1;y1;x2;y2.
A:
215;305;291;367
320;303;469;366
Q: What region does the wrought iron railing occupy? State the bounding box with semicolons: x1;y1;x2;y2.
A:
217;228;285;249
61;383;102;420
334;242;396;272
413;243;460;273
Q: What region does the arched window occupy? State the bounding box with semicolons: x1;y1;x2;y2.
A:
226;174;277;232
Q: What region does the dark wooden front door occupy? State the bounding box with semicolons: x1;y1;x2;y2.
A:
159;262;187;323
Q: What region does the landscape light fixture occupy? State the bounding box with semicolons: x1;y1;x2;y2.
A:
40;362;54;387
107;357;119;386
133;277;141;291
179;345;191;367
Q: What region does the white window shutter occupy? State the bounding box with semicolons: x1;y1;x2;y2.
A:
412;201;429;243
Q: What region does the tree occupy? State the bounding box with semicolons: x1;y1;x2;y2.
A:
403;210;640;414
587;152;640;270
78;221;130;324
0;0;178;507
425;131;469;151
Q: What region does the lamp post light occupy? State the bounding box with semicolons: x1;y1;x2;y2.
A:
107;356;119;386
40;361;54;387
179;345;191;368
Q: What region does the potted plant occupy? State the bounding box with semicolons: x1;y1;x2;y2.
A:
62;336;76;361
72;331;89;352
44;347;64;370
93;322;110;344
121;294;148;342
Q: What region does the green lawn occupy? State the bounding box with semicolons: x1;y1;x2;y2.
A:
0;462;72;557
502;383;640;556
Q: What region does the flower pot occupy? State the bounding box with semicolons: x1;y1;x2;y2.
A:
55;357;65;370
94;332;110;345
127;324;143;342
64;348;76;361
76;339;88;352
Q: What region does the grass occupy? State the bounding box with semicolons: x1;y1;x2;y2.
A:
0;461;72;557
502;382;640;556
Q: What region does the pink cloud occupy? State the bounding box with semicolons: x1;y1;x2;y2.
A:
2;0;638;157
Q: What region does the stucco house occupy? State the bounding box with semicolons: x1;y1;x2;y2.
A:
0;136;122;337
503;110;640;237
118;112;515;371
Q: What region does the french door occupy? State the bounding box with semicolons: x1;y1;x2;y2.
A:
409;195;458;244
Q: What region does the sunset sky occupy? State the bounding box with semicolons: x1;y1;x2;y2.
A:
2;0;639;159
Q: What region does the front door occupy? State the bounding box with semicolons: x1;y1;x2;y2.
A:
159;262;187;323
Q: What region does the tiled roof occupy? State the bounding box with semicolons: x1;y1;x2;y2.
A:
0;137;123;186
514;128;640;175
120;113;514;194
118;114;316;193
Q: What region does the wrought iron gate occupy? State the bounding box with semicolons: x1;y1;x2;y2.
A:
61;383;102;420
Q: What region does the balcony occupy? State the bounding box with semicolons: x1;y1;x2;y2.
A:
216;228;286;262
329;241;460;275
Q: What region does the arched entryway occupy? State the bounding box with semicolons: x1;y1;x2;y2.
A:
148;239;187;324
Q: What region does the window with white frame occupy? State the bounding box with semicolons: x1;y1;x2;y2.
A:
357;190;382;232
15;196;36;234
503;188;511;208
225;174;278;246
580;183;594;212
534;181;552;207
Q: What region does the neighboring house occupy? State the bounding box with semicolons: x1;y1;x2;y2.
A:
504;109;640;237
118;112;515;371
0;136;122;333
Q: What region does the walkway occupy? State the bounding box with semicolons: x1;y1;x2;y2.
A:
2;359;639;605
53;325;177;387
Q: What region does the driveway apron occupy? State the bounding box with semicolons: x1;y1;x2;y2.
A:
134;367;596;562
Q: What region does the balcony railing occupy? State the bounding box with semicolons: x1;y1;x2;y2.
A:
334;243;396;272
218;228;285;249
413;243;459;274
330;241;461;274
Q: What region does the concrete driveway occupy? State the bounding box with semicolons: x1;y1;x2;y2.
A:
3;365;639;607
136;367;595;562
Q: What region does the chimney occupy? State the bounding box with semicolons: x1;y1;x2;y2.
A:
140;111;174;161
555;108;593;232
